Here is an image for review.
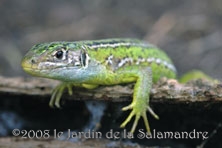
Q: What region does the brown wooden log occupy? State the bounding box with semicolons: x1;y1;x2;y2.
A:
0;76;221;103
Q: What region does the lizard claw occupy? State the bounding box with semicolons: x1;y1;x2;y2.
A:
122;104;134;111
147;106;159;120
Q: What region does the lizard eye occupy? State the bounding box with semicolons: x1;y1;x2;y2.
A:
55;50;64;59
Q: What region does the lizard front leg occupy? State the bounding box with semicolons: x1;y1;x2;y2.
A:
116;66;159;133
49;82;98;108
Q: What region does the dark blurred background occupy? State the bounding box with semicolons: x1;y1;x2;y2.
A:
0;0;222;147
0;0;221;78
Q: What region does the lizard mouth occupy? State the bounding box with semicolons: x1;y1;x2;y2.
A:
21;63;52;78
21;57;42;76
21;57;70;78
22;66;42;77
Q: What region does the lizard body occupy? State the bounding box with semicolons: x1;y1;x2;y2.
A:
21;38;177;133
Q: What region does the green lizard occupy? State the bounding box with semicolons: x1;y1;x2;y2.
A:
21;38;177;133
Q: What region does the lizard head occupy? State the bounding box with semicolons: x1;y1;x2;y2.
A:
21;42;90;81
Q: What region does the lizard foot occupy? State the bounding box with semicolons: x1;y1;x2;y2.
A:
49;83;73;108
120;103;159;133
